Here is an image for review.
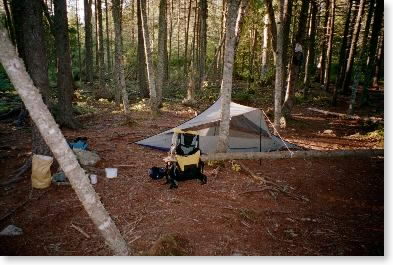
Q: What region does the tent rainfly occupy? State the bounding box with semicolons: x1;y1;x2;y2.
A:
135;98;297;154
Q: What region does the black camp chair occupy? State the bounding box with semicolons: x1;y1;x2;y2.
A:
165;129;207;189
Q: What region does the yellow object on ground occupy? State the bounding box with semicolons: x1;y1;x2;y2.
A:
31;154;53;189
176;150;200;171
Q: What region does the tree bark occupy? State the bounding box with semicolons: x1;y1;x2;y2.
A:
97;0;105;92
197;0;208;91
372;34;383;88
41;0;55;37
10;0;26;61
216;0;240;153
360;0;375;51
76;0;82;82
183;0;192;74
318;0;330;85
303;1;317;98
21;0;52;157
94;0;99;75
234;0;249;50
104;0;111;73
265;0;277;54
281;0;293;102
333;0;353;105
169;0;174;75
273;0;285;127
112;0;129;114
323;0;335;91
282;0;309;117
84;0;94;83
53;0;79;129
136;0;149;98
3;0;15;45
201;149;383;161
260;12;269;77
341;0;365;94
0;28;129;256
140;0;158;114
360;0;383;105
157;0;168;106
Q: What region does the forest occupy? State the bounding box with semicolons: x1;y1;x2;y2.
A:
0;0;385;256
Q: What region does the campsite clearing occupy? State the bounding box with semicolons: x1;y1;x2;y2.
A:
0;96;383;255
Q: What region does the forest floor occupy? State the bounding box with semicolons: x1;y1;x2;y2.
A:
0;86;384;256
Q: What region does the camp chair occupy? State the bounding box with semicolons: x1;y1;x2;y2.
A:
165;129;207;189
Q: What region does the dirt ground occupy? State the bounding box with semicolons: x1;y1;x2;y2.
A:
0;90;384;256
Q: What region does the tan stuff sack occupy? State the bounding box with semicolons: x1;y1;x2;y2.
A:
31;154;53;189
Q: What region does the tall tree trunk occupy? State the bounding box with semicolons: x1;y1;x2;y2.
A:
140;0;158;114
157;0;168;105
11;0;51;157
137;0;149;98
265;0;277;54
318;0;330;85
10;0;26;61
3;0;15;45
184;0;192;74
260;12;269;77
372;34;383;88
0;28;129;256
333;0;353;105
234;0;249;50
360;0;383;105
248;27;257;87
197;0;208;91
360;0;376;51
303;1;317;98
341;0;365;94
130;0;135;46
97;0;105;92
104;0;111;73
281;0;293;102
112;0;129;114
76;0;82;82
216;0;241;153
169;0;174;74
186;0;198;102
94;0;99;75
84;0;94;83
274;0;286;127
282;0;309;118
323;0;335;91
218;0;226;77
177;0;180;61
53;0;79;129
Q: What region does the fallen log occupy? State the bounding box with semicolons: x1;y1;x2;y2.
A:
307;107;383;124
202;149;384;161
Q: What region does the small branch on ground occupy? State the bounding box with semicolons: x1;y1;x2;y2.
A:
237;161;309;202
70;223;90;239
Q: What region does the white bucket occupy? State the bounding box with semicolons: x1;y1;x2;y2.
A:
90;174;97;184
105;168;118;178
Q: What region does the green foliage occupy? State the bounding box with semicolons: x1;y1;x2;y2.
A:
195;83;220;102
0;66;13;92
295;91;331;107
233;88;252;102
259;67;275;87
